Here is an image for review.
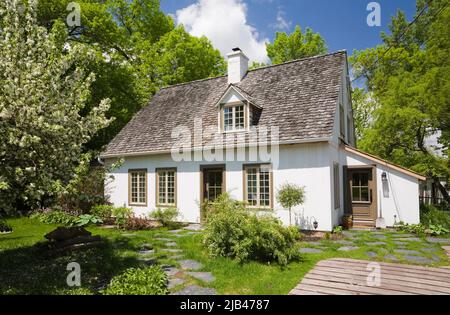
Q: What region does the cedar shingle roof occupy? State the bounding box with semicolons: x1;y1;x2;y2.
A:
102;51;347;157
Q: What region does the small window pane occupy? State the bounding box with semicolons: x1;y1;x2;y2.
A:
352;187;360;202
224;107;233;131
235;106;245;130
361;187;370;202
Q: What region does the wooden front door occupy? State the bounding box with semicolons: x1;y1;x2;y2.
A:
201;166;225;202
348;167;377;225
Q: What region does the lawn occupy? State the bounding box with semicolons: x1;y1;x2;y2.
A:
1;217;449;295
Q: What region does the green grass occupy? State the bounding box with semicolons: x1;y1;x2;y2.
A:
1;218;449;295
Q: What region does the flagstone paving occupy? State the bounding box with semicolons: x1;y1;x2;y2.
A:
179;260;203;271
338;246;359;251
187;272;216;283
299;229;449;267
299;248;324;254
134;225;216;295
171;285;216;295
426;237;450;244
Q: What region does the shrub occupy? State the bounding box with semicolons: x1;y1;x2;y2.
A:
277;183;305;226
395;222;427;235
74;214;103;227
123;217;159;231
0;219;12;233
102;266;168;295
91;205;114;220
421;205;450;230
332;226;343;234
112;207;133;228
30;210;77;227
150;207;179;227
203;194;300;266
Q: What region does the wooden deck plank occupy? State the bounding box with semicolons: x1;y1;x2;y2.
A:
315;262;450;282
300;278;415;295
291;284;369;295
317;260;450;280
310;267;450;289
290;259;450;296
304;272;450;294
329;258;450;275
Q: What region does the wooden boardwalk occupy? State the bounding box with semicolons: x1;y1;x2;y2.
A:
290;258;450;295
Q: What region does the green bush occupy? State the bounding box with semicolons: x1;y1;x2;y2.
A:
123;217;157;230
150;207;179;227
421;204;450;230
112;207;133;228
203;194;301;266
74;214;103;227
395;222;427;235
30;210;77;227
0;219;12;232
102;266;168;295
90;205;114;220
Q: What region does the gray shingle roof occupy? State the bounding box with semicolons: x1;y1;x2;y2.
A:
102;51;347;157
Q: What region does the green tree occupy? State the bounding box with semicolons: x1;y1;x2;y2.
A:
35;0;226;150
141;26;226;87
351;88;378;142
0;1;111;214
277;183;305;226
350;0;450;201
266;25;327;65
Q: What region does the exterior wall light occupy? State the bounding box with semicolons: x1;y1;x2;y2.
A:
382;172;390;198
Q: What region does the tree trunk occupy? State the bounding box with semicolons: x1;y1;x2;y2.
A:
432;176;450;204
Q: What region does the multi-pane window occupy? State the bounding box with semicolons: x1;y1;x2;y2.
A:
333;163;340;209
351;171;370;203
223;105;245;131
129;170;147;206
157;169;176;206
244;165;272;208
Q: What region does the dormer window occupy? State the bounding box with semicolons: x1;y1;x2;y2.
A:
223;104;245;132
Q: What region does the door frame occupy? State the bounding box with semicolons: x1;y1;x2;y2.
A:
200;165;226;203
344;165;378;225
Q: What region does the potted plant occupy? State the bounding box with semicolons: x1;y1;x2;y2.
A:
342;214;353;229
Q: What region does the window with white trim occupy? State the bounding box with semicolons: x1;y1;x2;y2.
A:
129;169;147;206
244;165;272;208
157;168;176;206
223;105;245;132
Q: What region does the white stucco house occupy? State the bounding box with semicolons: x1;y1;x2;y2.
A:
100;48;425;231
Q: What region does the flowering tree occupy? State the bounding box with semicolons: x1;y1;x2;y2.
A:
0;0;111;215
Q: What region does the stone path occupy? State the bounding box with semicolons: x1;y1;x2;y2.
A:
134;225;216;295
299;229;449;266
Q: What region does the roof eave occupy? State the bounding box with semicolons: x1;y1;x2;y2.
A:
344;146;426;181
99;137;331;159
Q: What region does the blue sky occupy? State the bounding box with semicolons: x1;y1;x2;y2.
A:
161;0;417;62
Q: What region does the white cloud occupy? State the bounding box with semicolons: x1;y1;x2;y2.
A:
272;8;291;31
175;0;269;63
